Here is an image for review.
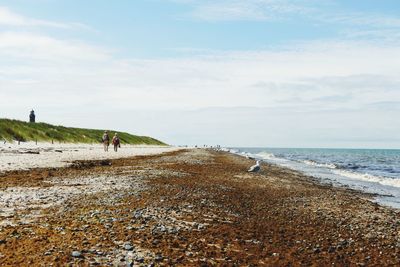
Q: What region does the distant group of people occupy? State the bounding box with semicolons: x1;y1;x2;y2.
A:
102;131;120;152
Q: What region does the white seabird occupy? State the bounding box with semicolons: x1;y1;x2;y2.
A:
248;160;261;173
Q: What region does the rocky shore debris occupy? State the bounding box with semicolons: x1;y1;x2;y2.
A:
71;159;112;169
0;149;399;266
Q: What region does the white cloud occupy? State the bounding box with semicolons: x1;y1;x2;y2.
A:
0;32;111;62
0;6;90;29
177;0;313;21
173;0;400;36
1;34;399;114
322;12;400;28
0;3;399;147
1;4;398;113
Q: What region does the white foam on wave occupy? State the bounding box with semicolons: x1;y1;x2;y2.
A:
302;160;337;169
333;169;400;188
229;148;240;154
255;151;276;160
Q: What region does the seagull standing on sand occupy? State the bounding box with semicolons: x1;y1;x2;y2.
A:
248;160;261;173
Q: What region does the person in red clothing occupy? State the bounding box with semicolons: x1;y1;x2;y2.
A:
112;133;120;152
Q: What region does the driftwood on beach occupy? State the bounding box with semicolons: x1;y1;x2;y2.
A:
21;150;40;154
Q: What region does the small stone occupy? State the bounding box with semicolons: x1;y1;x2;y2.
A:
197;224;205;230
72;251;82;258
124;244;134;251
136;257;144;263
133;211;142;219
155;254;163;261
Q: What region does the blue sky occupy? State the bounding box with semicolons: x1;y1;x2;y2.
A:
0;0;399;148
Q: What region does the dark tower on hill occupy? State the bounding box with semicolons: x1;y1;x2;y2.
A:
29;110;36;123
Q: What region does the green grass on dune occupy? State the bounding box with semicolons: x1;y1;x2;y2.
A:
0;118;166;145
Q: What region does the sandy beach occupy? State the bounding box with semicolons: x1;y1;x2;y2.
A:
0;142;179;173
0;148;399;266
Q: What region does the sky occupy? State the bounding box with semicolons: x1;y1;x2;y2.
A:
0;0;399;148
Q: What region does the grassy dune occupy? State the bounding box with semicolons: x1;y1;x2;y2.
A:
0;118;166;145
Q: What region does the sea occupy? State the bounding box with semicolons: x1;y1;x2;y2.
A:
228;147;400;209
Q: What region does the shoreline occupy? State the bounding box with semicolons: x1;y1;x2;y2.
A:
227;148;400;209
0;149;399;265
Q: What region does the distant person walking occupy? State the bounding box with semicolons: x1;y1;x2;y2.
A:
102;131;110;152
112;133;120;152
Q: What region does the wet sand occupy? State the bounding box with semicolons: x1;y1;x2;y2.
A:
0;149;399;266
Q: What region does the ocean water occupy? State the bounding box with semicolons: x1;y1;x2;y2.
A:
229;147;400;208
